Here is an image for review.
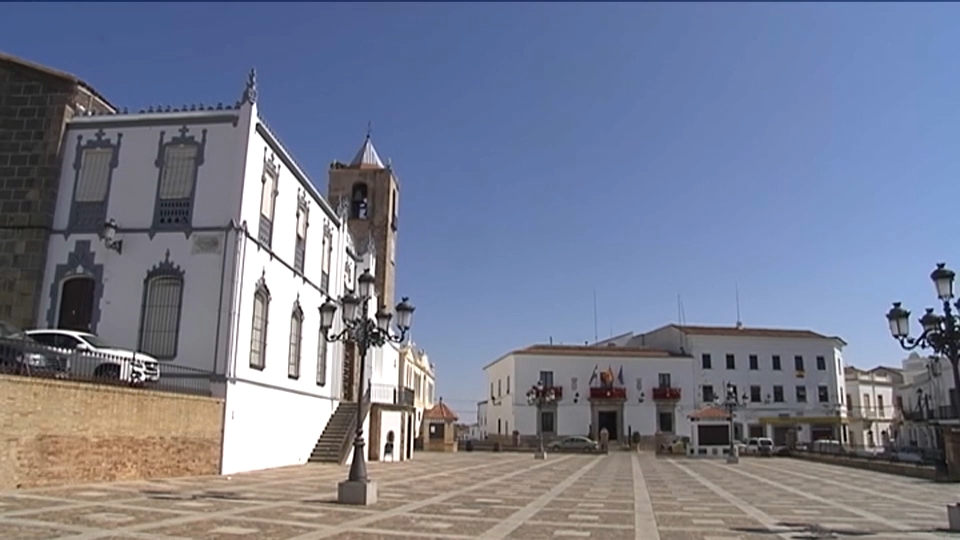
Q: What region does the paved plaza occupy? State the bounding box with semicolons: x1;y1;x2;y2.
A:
0;452;957;540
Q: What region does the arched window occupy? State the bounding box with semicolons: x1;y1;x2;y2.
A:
138;252;185;360
351;183;369;219
288;302;303;379
250;279;270;370
317;326;328;386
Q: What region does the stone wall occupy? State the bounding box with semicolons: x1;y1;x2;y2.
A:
0;374;224;490
0;58;111;329
792;451;940;481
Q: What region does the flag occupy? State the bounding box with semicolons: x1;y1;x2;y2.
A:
617;366;624;385
589;365;599;386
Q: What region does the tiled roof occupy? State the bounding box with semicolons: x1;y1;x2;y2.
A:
688;405;731;421
668;324;845;344
0;50;116;111
516;344;684;358
349;135;386;169
424;401;458;422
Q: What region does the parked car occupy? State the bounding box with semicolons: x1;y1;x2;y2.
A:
25;329;160;384
547;436;599;452
0;321;67;375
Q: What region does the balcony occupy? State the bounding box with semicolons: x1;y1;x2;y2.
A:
589;387;627;400
370;383;416;407
652;387;682;401
544;385;563;400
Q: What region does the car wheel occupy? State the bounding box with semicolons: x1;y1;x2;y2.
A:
93;363;121;380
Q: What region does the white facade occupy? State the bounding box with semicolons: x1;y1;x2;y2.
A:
894;353;959;450
844;366;900;449
482;345;696;442
476;400;488;439
35;75;404;475
399;343;436;435
602;324;848;445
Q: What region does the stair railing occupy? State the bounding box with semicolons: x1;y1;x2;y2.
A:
337;384;372;465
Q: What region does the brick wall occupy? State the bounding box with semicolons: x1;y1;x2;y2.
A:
0;59;112;329
0;375;224;490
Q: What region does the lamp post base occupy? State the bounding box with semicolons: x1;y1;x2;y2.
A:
338;479;378;506
534;449;547;460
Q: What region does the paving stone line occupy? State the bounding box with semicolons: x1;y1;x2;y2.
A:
37;455;535;540
630;453;660;540
288;455;580;540
747;460;947;512
476;456;602;540
667;459;797;540
712;460;946;539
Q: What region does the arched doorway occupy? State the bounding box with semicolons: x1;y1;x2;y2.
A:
58;276;95;332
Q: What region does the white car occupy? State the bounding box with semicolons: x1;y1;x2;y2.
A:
25;329;160;384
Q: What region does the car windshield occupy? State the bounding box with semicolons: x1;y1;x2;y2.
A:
759;440;773;446
78;334;112;349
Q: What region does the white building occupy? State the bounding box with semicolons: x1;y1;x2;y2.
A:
399;343;436;436
476;399;488;439
34;71;408;474
603;324;848;446
482;344;696;444
894;353;959;450
844;366;901;449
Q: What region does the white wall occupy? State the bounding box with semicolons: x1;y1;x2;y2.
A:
378;410;403;461
483;354;515;436
221;379;337;474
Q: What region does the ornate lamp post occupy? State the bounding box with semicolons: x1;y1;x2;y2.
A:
885;262;960;477
319;269;415;506
718;383;748;464
526;380;558;460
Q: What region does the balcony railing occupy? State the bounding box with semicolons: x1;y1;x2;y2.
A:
370;383;416;407
543;385;563;400
589;387;626;400
901;407;958;423
652;387;681;401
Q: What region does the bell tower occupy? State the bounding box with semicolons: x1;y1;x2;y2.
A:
328;132;400;311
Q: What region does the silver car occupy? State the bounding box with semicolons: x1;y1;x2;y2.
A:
547;436;599;452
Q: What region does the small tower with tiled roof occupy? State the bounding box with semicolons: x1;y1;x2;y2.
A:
327;128;400;311
422;398;459;452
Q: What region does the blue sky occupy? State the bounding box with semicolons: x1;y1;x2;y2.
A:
6;3;960;419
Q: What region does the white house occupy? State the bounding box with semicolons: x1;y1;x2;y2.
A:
399;343;436;436
482;344;696;444
476;399;488;439
844;365;901;449
601;324;848;446
34;70;408;475
894;352;959;451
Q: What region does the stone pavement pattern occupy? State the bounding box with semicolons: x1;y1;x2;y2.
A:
0;452;957;539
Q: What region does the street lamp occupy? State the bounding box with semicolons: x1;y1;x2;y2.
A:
526;380;558;460
319;270;415;506
885;262;960;477
717;383;748;464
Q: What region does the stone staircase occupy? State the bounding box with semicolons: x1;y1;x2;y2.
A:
309;401;359;464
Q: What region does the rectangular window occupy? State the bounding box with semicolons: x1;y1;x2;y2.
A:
773;385;784;402
138;276;184;360
657;411;675;433
863;393;871;413
490;382;494;399
726;354;735;370
288;310;302;379
294;207;308;274
701;353;712;369
749;354;758;370
816;355;826;370
322;229;333;292
539;371;554;387
658;373;671;388
818;385;829;403
75;148;112;202
498;379;502;397
316;331;327;386
796;386;807;403
702;384;715;403
159;145;198;200
877;395;885;417
750;385;762;403
506;375;511;394
259;168;278;246
772;355;781;370
847;394;853;413
249;290;268;370
794;355;805;372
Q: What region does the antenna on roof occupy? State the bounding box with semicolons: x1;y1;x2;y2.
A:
366;120;372;139
592;288;599;344
735;283;743;329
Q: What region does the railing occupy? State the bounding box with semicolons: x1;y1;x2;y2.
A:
0;336;217;396
652;387;682;401
339;387;372;465
369;382;416;407
589;387;627;400
901;407;958;422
